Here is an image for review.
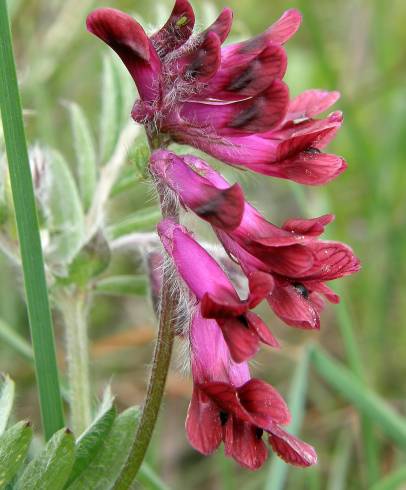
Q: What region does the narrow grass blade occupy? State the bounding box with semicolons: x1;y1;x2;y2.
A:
370;467;406;490
311;347;406;449
327;431;352;490
265;345;312;490
0;1;64;439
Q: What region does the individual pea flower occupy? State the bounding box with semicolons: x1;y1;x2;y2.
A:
157;218;278;363
150;150;360;329
186;308;317;470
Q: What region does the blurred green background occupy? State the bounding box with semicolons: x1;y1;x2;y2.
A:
1;0;406;488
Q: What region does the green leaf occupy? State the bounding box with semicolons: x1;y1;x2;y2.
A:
311;347;406;450
99;56;121;163
0;420;33;489
67;406;140;490
44;149;85;264
266;346;312;490
66;102;97;212
108;207;161;240
0;374;14;435
16;428;75;490
0;1;64;440
66;393;117;487
95;275;148;297
61;231;111;287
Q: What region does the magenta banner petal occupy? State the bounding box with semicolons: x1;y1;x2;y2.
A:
151;0;195;58
201;8;234;43
150;150;244;230
86;8;161;102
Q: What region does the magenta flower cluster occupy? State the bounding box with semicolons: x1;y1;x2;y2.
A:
87;0;360;470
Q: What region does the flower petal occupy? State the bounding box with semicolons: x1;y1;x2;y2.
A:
267;9;302;44
151;0;195;58
287;90;340;120
86;8;160;101
180;79;289;136
268;283;320;329
247;271;275;308
151;150;244;230
186;387;222;455
268;424;318;467
282;214;335;237
225;419;269;470
202;8;233;43
238;379;291;426
158;219;242;303
304;241;361;281
200;42;287;101
179;31;221;82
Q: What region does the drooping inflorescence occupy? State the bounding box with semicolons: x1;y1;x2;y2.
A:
87;0;360;470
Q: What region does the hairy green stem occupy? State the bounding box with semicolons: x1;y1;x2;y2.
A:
59;290;92;435
113;132;177;489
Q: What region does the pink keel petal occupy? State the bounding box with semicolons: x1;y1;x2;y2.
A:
186;387;222;455
238;378;291;426
216;316;261;363
151;151;244;230
268;424;318;467
200;382;253;422
178;31;221;82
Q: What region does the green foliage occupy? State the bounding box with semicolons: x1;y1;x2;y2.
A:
66;392;117;487
99;56;122;163
95;275;148;296
66;102;97;212
0;421;33;489
16;428;75;490
67;406;140;489
108;207;161;239
61;231;111;287
43;149;85;264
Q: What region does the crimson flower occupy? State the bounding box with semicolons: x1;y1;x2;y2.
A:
87;1;343;184
157;218;278;362
151;150;360;329
187;309;317;469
